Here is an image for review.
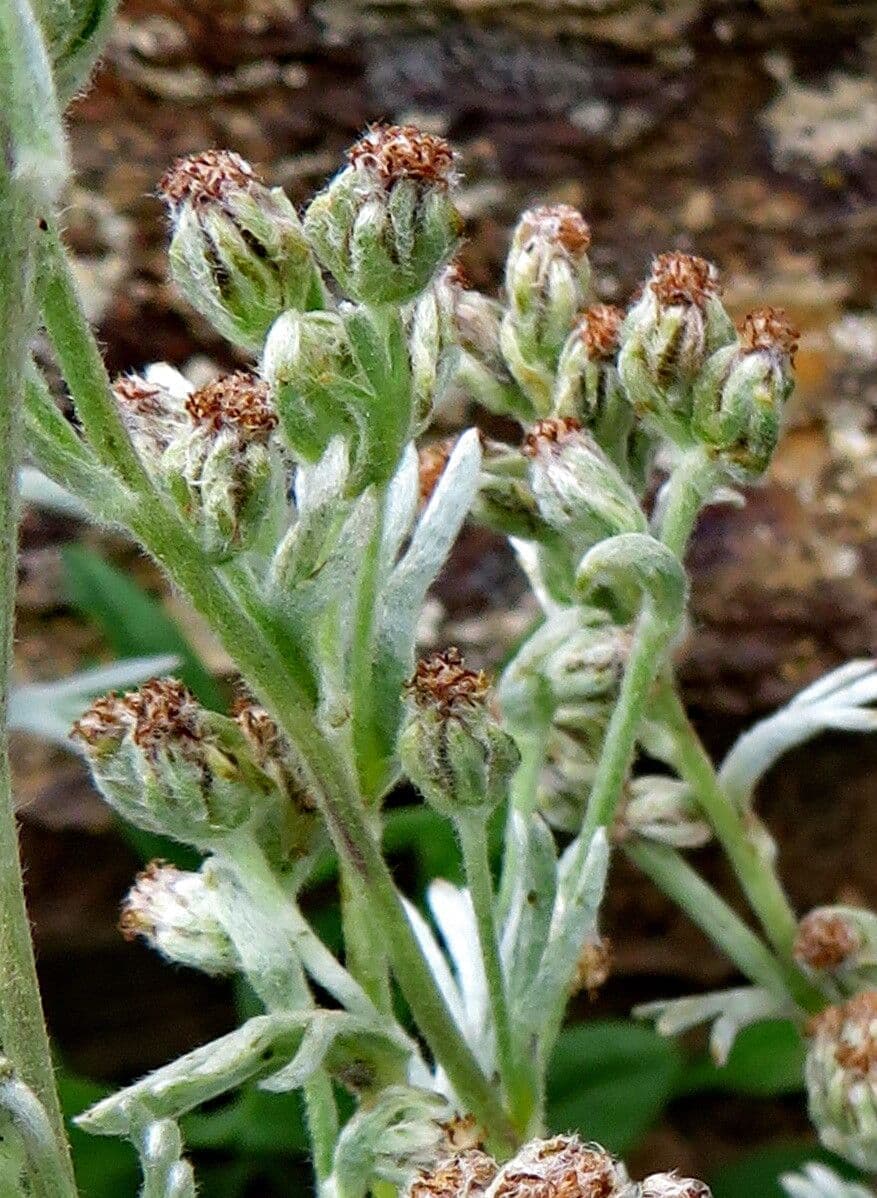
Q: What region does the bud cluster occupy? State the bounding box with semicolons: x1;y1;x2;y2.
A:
72;678;282;853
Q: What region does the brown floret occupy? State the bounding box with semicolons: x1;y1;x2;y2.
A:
418;438;456;502
349;124;456;188
579;304;625;360
185;372;277;438
518;204;591;257
572;937;614;1000
522;417;582;457
492;1137;619;1198
649;252;719;310
409;1149;498;1198
113;375;166;419
808;990;877;1078
739;306;800;361
407;648;489;716
119;860;172;941
795;910;860;972
71;677;201;757
158;149;258;206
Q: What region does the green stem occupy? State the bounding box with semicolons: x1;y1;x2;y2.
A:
625;840;822;1012
36;222;153;493
304;1070;338;1187
653;679;805;968
0;172;76;1196
458;811;533;1136
0;1060;78;1198
350;484;388;800
655;446;718;558
498;728;547;919
340;859;393;1017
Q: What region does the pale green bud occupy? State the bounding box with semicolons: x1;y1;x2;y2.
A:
619;252;735;443
806;992;877;1170
71;677;277;850
432;266;529;420
161;373;285;561
500;608;628;732
554;303;657;491
464;437;555;542
399;649;520;819
619;776;712;850
303;125;463;305
500;204;592;414
159;150;326;351
263;309;361;464
120;862;240;976
795;907;877;990
523;418;647;556
692;307;798;478
483;1137;631;1198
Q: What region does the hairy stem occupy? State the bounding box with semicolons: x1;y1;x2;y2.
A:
458;811;534;1136
652;679;807;971
0;176;75;1193
350;484;388;800
625;840;822;1012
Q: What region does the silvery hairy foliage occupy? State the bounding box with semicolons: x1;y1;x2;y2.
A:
15;116;876;1198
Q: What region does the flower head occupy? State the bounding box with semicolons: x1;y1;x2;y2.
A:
408;1149;498;1198
806;990;877;1169
484;1136;629;1197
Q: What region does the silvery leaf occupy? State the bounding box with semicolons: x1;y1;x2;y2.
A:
500;811;558;1014
635;985;786;1065
379;442;419;574
427;881;490;1069
10;654;180;746
19;466;91;520
781;1164;873;1198
719;660;877;811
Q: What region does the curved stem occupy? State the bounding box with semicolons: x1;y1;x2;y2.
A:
653;446;718;559
458;812;534;1136
625;840;823;1012
652;679;805;968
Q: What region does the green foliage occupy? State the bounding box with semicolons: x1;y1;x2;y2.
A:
547;1021;683;1154
679;1019;806;1098
710;1145;867;1198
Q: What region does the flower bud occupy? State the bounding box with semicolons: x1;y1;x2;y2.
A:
468;438;557;542
120;862;239;976
641;1174;712;1197
554;304;655;490
112;372;189;473
571;937;613;999
523;418;647;556
303;125;463;305
159;150;326;351
408;1149;498;1198
691;307;798;479
483;1136;630;1198
399;649;520;819
806;991;877;1170
795;907;877;989
161;372;285;560
433;266;528;420
263;309;361;464
500;205;593;414
619;253;735;442
71;678;276;850
618;776;712;850
500;608;628;733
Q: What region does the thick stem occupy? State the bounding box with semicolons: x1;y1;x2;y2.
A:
653;680;805;968
0;174;76;1194
340;859;393;1017
625;841;822;1012
458;811;534;1136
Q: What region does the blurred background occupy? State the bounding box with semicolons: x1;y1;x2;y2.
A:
14;1;877;1194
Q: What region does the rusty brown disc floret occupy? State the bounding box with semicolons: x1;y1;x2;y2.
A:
158;149;258;207
407;649;489;716
113;374;167;418
522;417;583;457
795;910;860;972
518;204;592;257
70;693;130;747
418;438;456;502
348;124;456;189
492;1136;620;1198
641;1175;712;1198
739;306;800;361
408;1149;498;1198
808;990;877;1078
185;372;278;438
579;304;625;360
649;252;719;310
119;860;172;940
125;678;201;753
